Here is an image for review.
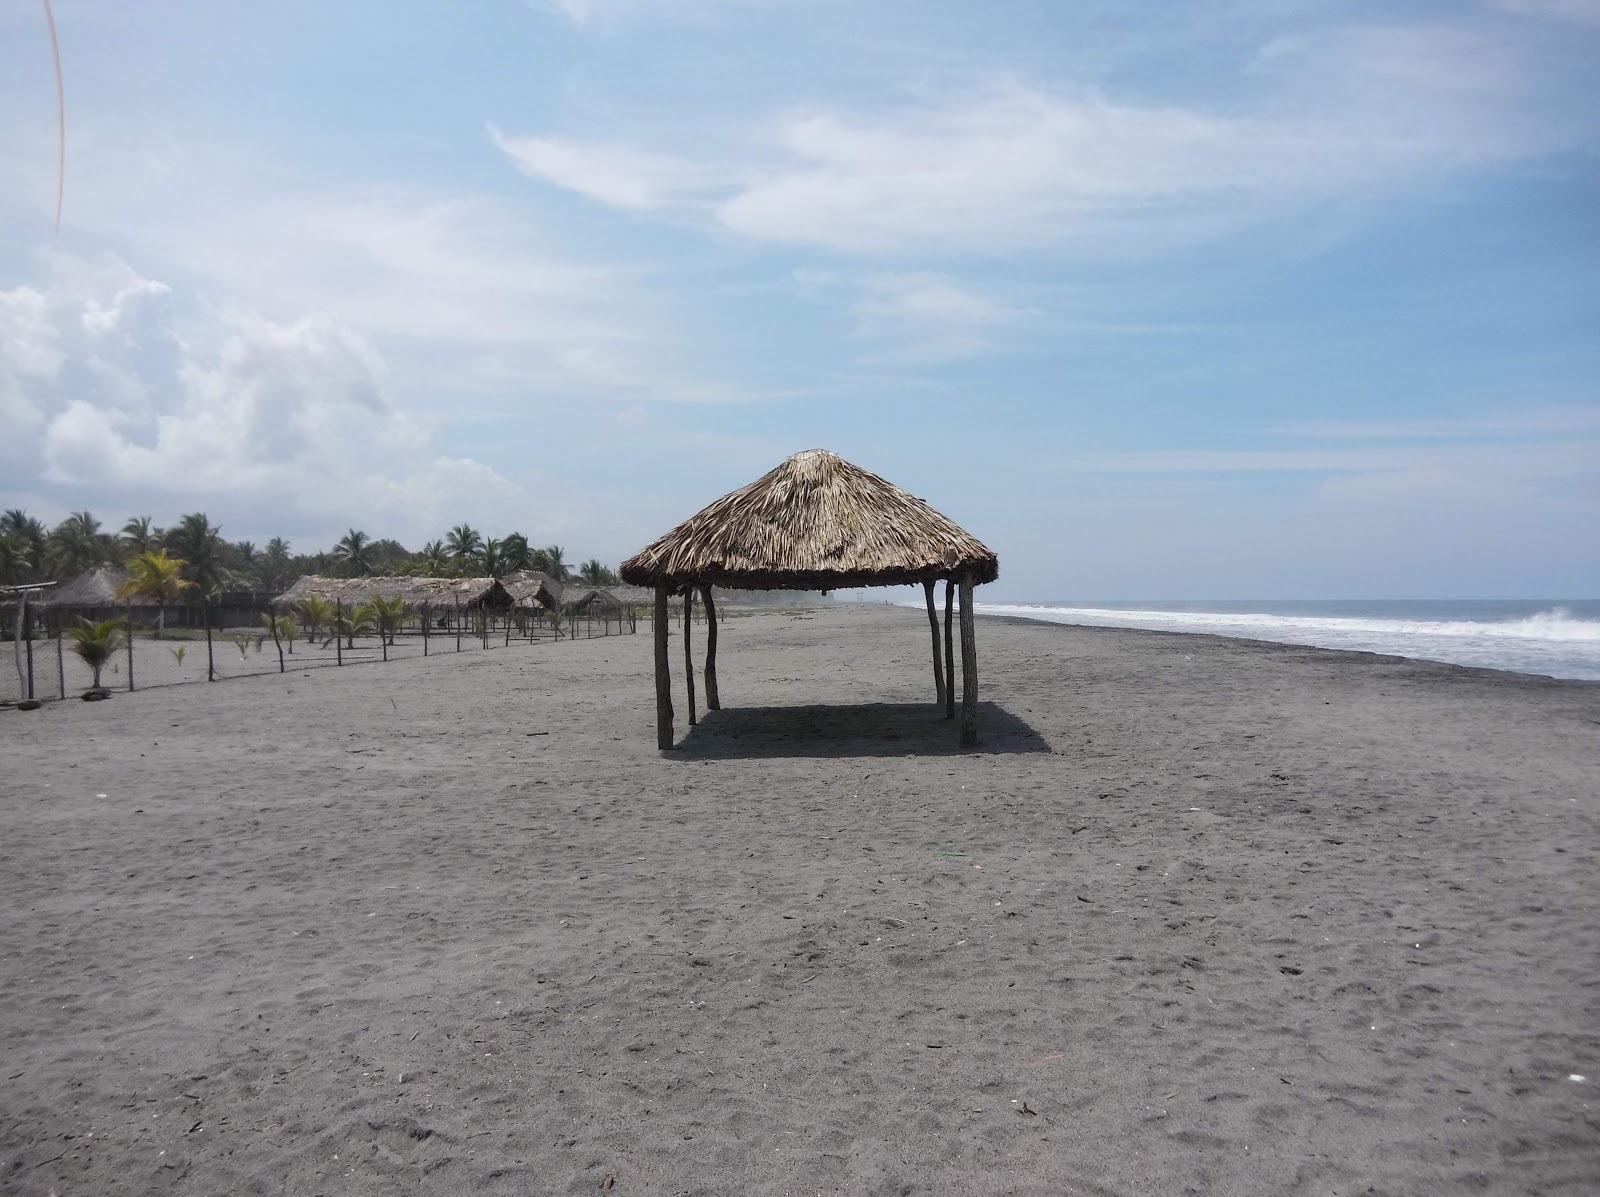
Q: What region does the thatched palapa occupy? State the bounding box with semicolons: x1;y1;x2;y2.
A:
620;448;996;592
274;575;511;610
31;567;130;607
621;448;997;750
501;570;562;612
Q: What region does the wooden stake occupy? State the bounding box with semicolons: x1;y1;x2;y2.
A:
959;572;978;746
683;585;697;727
943;578;955;721
701;584;720;710
654;583;674;749
923;578;945;707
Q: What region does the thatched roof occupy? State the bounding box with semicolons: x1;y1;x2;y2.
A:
620;448;998;591
501;569;562;611
274;575;509;609
564;587;627;615
32;567;130;607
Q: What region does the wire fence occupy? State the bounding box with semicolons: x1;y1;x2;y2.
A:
2;598;642;707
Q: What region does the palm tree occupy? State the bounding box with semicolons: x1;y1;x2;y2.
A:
121;516;160;555
0;533;28;584
417;539;450;577
2;510;48;579
480;538;506;579
297;595;337;643
260;537;293;590
446;524;483;569
328;603;376;649
45;512;112;578
68;617;125;692
541;544;569;582
579;558;610;585
335;529;372;576
236;540;259;577
501;532;532;573
116;548;195;639
166;513;225;592
368;594;407;646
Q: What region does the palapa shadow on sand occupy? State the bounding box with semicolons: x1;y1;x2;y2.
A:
670;700;1049;759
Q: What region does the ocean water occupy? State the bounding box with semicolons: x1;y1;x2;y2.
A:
967;599;1600;682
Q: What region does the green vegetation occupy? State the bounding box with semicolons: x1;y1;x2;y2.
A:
68;618;125;690
117;548;196;638
0;507;623;592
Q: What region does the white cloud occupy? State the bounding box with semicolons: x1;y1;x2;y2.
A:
497;23;1580;255
1;252;526;545
849;272;1017;362
491;128;722;211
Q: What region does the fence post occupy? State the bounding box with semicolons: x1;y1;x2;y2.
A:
336;601;344;666
504;610;511;647
269;610;285;672
55;610;65;698
126;603;135;691
206;605;215;681
455;601;461;652
23;601;35;702
422;603;430;656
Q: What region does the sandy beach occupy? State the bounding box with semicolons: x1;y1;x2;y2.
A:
2;603;1597;1196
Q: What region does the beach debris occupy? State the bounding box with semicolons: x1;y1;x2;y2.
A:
1570;1074;1587;1082
600;1174;615;1191
934;851;969;858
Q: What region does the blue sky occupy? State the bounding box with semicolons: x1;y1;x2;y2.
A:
1;0;1596;598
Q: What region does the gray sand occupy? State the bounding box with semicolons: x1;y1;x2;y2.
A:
2;604;1598;1195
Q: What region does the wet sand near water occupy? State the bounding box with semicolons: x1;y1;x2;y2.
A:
2;604;1598;1195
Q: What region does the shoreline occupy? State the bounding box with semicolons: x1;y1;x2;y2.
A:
970;605;1600;688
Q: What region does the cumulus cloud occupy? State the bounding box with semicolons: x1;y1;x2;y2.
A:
0;252;524;543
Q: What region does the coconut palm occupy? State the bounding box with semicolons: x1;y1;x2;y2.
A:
480;537;506;579
121;515;160;555
417;539;450;577
368;594;407;646
541;544;569;581
447;524;483;569
334;529;372;576
68;617;125;691
2;509;48;578
261;611;296;656
260;537;293;590
328;603;376;649
297;595;337;643
0;533;29;584
579;558;614;585
166;513;225;592
501;532;532;573
47;511;112;577
117;548;195;639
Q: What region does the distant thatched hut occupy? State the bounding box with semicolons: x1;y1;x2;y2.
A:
501;570;562;612
31;567;129;608
621;448;997;748
274;575;511;611
563;588;625;618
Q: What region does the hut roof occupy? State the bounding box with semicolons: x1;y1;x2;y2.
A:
501;569;563;610
563;587;627;614
620;448;998;591
32;566;130;607
274;575;508;608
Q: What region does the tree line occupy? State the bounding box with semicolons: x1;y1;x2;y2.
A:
0;509;621;594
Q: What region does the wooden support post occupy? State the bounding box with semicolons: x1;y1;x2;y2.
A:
959;572;978;746
423;603;429;656
701;584;720;710
206;607;215;681
654;584;674;749
126;602;135;690
55;615;65;699
943;579;955;721
683;586;697;727
923;578;945;707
